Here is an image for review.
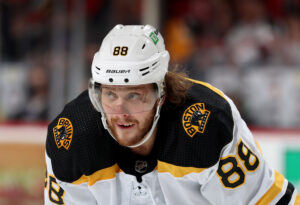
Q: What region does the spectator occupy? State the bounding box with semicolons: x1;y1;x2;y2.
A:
276;10;300;66
225;0;275;68
10;63;49;121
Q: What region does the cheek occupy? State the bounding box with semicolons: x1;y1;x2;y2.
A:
105;114;112;122
105;114;116;126
136;111;155;128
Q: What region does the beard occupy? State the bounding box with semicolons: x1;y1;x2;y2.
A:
106;112;155;147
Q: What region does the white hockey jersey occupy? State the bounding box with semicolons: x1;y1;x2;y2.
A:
45;80;300;205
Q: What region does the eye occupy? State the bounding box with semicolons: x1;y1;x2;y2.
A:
127;92;141;100
104;91;117;100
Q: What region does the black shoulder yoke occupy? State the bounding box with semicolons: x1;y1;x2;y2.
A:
156;81;234;168
46;90;118;183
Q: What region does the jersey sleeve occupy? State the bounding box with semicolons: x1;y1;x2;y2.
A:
201;95;299;205
44;152;97;205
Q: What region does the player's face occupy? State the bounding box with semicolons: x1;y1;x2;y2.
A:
101;84;158;146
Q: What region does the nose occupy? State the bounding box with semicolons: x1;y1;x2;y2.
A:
113;99;131;115
114;105;130;115
114;112;130;119
111;106;130;118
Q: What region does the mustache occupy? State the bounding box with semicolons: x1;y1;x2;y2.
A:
110;117;138;124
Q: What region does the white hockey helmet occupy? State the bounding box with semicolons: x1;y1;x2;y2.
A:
89;24;170;148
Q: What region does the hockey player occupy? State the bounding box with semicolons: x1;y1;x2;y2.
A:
45;25;299;204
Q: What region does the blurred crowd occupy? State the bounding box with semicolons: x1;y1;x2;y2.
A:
165;0;300;69
0;0;300;128
164;0;300;127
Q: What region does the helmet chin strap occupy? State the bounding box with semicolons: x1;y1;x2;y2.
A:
102;97;164;148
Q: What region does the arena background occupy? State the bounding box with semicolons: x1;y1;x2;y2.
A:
0;0;300;204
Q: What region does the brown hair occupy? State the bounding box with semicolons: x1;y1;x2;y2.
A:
164;68;193;108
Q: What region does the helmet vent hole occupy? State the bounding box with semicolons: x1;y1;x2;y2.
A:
96;66;101;70
109;78;113;82
139;67;149;72
139;66;150;76
142;71;150;76
142;44;146;49
124;78;129;83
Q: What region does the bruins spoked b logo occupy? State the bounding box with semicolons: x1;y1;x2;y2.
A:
53;118;73;150
182;103;210;138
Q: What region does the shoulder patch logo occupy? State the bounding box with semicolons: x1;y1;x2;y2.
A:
53;118;73;150
182;103;210;138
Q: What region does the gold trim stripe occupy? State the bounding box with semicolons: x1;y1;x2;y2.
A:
186;78;227;100
72;161;207;186
157;160;206;177
295;194;300;205
255;139;263;155
255;170;285;205
72;163;122;186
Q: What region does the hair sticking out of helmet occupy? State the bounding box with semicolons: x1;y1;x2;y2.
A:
88;24;170;148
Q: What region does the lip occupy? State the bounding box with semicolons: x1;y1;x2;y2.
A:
117;123;135;129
